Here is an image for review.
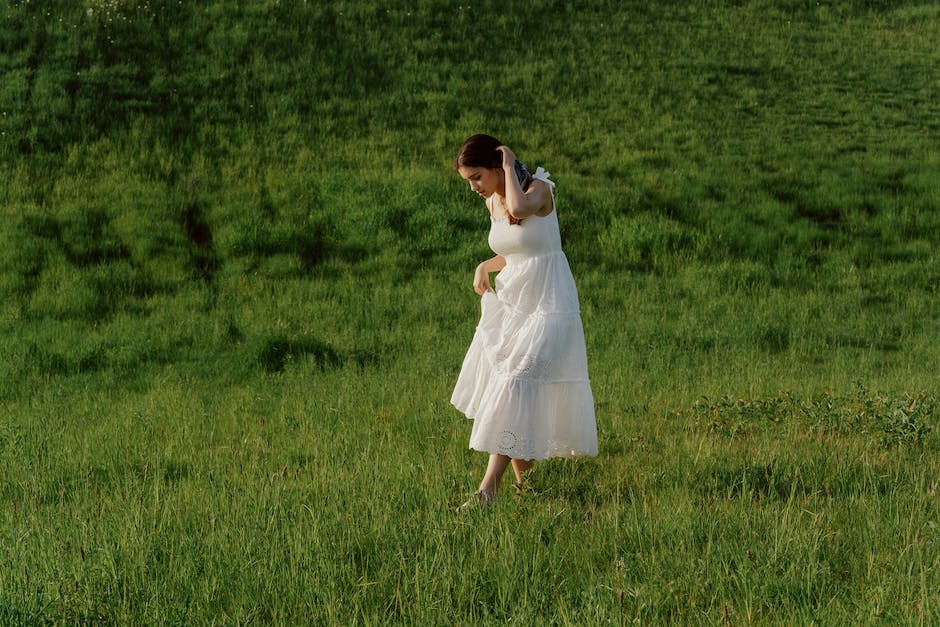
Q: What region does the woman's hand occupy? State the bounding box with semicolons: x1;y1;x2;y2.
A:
473;262;493;296
496;145;516;170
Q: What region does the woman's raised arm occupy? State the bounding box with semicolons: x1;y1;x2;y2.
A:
497;145;551;220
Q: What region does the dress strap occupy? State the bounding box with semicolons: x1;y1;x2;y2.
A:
531;166;555;213
531;166;554;189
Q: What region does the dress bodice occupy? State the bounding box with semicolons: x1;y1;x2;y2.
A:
488;210;563;261
486;167;560;262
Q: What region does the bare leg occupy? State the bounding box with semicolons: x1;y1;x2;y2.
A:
511;458;534;484
477;454;512;497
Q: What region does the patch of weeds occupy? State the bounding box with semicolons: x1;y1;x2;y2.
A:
689;395;788;439
686;388;936;447
852;387;934;446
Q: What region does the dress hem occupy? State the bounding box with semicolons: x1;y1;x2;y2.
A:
468;444;598;461
451;400;599;460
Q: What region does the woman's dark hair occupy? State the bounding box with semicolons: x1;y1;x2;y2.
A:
454;134;503;170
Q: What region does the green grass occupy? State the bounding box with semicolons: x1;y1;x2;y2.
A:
2;0;940;623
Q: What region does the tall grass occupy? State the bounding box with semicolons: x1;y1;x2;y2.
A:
2;0;940;623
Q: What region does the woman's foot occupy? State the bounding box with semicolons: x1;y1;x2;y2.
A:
512;468;536;495
511;481;536;495
457;490;495;514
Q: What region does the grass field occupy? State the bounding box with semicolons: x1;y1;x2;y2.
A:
2;0;940;623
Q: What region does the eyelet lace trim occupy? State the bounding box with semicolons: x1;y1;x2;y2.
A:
490;349;550;381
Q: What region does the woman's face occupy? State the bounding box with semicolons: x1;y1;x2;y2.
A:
457;166;504;199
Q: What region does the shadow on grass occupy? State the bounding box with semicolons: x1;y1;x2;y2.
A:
255;334;379;373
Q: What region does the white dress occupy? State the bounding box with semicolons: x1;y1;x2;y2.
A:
451;168;598;460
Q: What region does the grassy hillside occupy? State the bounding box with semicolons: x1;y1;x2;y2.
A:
2;0;940;623
2;0;939;397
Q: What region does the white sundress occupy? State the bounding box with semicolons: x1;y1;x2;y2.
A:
451;167;598;460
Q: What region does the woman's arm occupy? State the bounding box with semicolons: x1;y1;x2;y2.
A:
473;255;506;295
497;145;552;220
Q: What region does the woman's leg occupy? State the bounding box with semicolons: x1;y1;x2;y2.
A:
478;454;512;496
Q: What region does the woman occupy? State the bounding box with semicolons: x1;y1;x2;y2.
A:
451;134;597;512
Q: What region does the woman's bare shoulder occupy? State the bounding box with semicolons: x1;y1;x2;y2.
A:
527;178;554;216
